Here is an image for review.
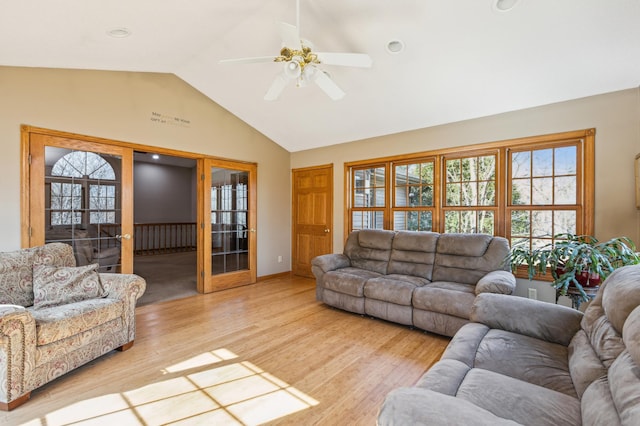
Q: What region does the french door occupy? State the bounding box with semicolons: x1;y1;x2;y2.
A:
24;130;134;273
198;158;257;292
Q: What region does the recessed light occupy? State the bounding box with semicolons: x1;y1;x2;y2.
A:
493;0;520;12
152;154;160;160
107;27;132;38
386;40;404;54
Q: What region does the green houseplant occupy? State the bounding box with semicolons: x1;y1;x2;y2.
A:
507;233;640;300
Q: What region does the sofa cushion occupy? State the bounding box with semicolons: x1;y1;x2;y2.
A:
33;263;107;309
455;365;581;426
444;327;577;398
432;234;509;285
343;230;394;274
0;246;39;306
323;267;381;297
412;282;476;319
387;231;439;280
28;298;124;346
417;359;581;426
364;275;427;305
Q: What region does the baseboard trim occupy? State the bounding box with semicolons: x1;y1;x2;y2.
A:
257;271;292;282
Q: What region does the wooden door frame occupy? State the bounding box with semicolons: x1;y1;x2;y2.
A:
20;125;257;292
291;164;334;277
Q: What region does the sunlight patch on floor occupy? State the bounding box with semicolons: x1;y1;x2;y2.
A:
24;348;318;426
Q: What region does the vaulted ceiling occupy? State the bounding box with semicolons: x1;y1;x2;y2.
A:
2;0;639;152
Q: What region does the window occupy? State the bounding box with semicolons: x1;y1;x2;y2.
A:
393;160;435;231
508;142;582;251
50;151;117;225
351;166;386;230
346;129;594;248
443;153;497;234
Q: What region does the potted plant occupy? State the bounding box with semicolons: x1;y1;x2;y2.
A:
506;233;640;301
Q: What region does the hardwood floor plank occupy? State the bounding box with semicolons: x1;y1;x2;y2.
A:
2;276;448;425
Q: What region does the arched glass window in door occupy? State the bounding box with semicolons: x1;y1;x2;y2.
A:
46;149;122;272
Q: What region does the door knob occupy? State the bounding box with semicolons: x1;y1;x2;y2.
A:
324;228;330;233
116;234;132;240
250;228;256;233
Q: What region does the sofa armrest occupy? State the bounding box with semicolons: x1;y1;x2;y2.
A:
100;273;146;301
99;273;146;342
378;387;519;426
470;293;583;346
0;305;37;405
311;254;351;274
475;270;516;295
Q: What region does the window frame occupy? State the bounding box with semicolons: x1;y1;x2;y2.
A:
344;129;595;275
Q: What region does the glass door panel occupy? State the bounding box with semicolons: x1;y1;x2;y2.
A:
44;147;123;272
210;168;249;275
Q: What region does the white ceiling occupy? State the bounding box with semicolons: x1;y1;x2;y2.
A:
2;0;639;152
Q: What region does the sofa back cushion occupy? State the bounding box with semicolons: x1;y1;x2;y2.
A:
570;265;640;403
432;234;510;285
344;230;395;275
0;246;40;306
387;231;439;280
579;265;640;369
0;243;76;307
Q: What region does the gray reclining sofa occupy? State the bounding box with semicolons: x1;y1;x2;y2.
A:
378;263;640;425
311;229;516;337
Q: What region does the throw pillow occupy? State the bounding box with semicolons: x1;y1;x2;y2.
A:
33;263;107;309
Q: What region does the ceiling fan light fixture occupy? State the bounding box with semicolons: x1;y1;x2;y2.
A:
283;60;302;79
493;0;520;12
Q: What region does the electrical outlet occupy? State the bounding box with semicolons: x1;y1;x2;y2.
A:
277;255;283;263
528;288;537;300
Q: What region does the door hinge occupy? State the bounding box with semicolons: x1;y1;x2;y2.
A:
200;223;205;229
201;174;205;181
28;154;32;165
29;227;32;237
201;271;205;278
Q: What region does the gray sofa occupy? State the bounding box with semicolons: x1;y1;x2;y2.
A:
378;263;640;425
312;230;516;337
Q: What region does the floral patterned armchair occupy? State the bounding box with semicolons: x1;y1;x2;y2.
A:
0;243;145;410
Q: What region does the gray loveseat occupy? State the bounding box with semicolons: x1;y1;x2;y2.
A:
378;263;640;425
312;230;516;337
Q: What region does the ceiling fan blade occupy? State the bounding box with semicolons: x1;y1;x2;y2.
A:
313;70;345;100
315;52;373;68
219;56;275;65
264;73;290;101
279;22;302;51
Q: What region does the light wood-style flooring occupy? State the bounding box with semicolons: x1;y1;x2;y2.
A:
3;275;449;426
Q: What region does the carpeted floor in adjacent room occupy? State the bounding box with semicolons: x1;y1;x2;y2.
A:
134;251;198;306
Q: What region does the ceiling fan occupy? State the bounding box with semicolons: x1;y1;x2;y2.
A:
219;0;372;101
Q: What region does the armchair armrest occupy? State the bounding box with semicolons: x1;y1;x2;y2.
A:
0;305;36;406
99;273;146;342
100;273;146;302
311;254;351;274
470;293;583;346
475;270;516;295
